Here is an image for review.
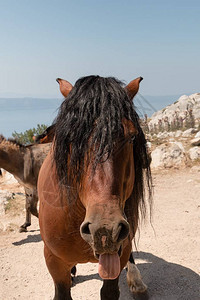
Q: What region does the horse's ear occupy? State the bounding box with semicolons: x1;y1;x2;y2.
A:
125;77;143;100
56;78;73;97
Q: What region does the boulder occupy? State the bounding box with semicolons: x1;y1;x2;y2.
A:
174;130;182;138
168;132;175;137
194;131;200;138
189;147;200;160
157;131;169;139
149;93;200;130
151;142;186;169
191;137;200;146
182;128;197;137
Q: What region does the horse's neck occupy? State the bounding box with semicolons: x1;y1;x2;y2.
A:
28;143;52;180
0;141;25;181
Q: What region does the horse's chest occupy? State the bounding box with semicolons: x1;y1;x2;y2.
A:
47;231;96;264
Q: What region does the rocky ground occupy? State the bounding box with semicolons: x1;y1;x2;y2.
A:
148;93;200;128
147;129;200;169
144;92;200;170
0;165;200;300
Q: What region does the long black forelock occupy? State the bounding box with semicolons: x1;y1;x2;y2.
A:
54;76;138;185
53;75;152;227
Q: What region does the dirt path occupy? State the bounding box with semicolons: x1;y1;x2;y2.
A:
0;167;200;300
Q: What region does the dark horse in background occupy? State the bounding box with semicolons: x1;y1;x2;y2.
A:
38;75;152;300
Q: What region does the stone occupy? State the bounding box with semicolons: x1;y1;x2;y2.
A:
157;131;169;139
151;142;186;169
168;132;175;137
182;128;197;137
189;147;200;160
191;137;200;146
194;131;200;138
174;141;185;152
146;141;152;149
174;130;182;138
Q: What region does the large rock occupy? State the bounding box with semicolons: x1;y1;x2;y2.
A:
191;137;200;146
182;128;197;137
149;93;200;129
194;131;200;138
189;147;200;160
151;142;186;169
157;131;169;139
174;130;182;138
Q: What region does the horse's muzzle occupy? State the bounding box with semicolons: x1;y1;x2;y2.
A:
80;219;130;255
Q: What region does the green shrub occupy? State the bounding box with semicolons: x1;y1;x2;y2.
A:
12;124;48;145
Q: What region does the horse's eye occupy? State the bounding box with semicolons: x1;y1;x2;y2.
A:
129;135;136;144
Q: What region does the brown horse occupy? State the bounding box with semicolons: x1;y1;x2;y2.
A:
38;75;152;300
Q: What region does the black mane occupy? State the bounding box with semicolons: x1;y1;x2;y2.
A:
53;75;152;228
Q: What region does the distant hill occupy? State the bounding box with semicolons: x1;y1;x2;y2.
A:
0;94;182;116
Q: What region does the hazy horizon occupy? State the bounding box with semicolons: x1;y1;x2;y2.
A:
0;92;190;138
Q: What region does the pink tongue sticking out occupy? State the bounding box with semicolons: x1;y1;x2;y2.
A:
98;253;120;280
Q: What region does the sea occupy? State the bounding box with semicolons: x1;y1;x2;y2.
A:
0;94;180;138
0;98;62;138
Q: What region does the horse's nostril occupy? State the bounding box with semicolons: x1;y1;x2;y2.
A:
116;221;129;243
80;222;91;235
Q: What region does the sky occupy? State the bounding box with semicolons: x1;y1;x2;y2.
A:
0;0;200;98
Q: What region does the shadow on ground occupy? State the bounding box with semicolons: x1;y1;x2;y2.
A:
130;251;200;300
73;251;200;300
12;233;42;246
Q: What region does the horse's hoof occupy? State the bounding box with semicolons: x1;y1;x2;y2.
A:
128;280;147;294
126;262;147;294
19;227;27;233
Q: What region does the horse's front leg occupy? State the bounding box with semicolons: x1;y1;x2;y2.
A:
126;252;147;294
29;188;39;218
20;188;39;232
54;282;72;300
19;191;32;232
44;245;73;300
100;277;120;300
